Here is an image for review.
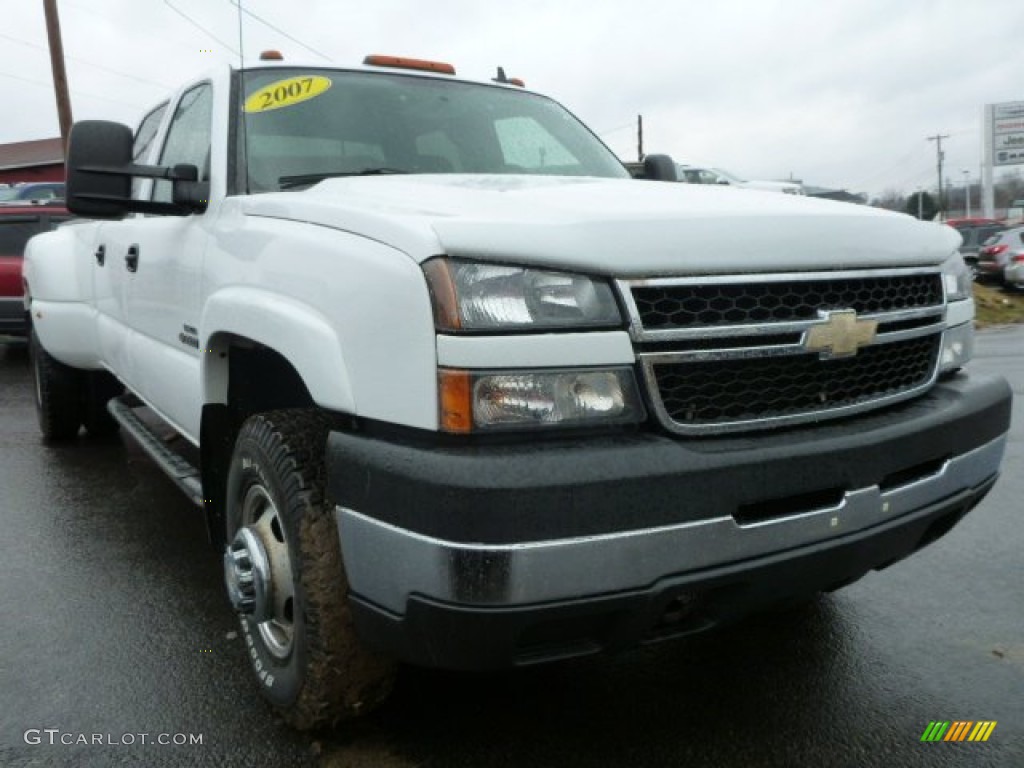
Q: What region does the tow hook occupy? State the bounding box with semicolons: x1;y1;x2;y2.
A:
223;526;272;623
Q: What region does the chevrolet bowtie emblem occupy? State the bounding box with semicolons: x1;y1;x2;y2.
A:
804;309;878;359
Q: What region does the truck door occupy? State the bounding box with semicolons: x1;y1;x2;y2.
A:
93;102;169;384
100;83;213;441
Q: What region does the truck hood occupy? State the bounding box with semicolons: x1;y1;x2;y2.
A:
239;175;959;277
735;180;803;194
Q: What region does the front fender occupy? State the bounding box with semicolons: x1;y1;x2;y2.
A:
200;287;354;413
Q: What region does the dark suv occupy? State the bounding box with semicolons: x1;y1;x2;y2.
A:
0;204;73;339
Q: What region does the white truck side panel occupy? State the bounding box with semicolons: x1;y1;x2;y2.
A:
28;301;101;369
202;210;439;430
95;312;133;386
23;224;105;369
22;223;97;303
132;335;203;441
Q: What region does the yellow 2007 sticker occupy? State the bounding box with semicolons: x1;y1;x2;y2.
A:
244;76;332;113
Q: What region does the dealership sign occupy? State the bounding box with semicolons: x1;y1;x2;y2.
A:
991;101;1024;166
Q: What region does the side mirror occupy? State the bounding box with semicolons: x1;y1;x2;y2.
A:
66;121;133;218
641;154;678;182
65;120;206;219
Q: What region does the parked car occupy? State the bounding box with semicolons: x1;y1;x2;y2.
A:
0;182;66;204
0;204;72;339
946;218;1007;276
990;226;1024;290
976;226;1024;285
676;164;804;194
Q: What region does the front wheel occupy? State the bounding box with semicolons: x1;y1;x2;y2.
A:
223;409;396;729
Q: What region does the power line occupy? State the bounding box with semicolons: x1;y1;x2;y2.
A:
846;143;927;191
60;0;224;58
890;166;935;194
0;69;148;109
0;32;176;90
163;0;240;56
227;0;332;62
596;121;636;137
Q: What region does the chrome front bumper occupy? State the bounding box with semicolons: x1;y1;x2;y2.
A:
335;435;1006;615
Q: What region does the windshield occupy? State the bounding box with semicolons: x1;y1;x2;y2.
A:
0;188;18;202
237;68;629;192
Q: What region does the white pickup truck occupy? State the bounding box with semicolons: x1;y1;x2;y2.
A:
24;53;1012;729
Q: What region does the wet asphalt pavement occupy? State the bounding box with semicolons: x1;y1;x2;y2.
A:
1;327;1022;768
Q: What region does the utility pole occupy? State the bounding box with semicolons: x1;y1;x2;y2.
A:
926;133;949;218
637;114;643;162
963;169;971;217
43;0;73;149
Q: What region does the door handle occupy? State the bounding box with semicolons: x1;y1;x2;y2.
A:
95;245;105;266
125;244;140;273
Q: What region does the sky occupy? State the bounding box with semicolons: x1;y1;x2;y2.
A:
2;0;1022;199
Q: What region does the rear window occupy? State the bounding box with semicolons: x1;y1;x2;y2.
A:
0;216;44;255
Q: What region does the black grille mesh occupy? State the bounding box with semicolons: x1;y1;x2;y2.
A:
633;274;943;329
652;335;940;427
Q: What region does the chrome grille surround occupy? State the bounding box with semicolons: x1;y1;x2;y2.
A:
618;268;949;435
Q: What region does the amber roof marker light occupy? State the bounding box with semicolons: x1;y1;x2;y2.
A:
259;50;284;61
492;66;525;87
363;55;456;75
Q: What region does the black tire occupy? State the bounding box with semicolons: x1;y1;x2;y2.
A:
225;409;396;729
82;371;123;438
29;328;83;441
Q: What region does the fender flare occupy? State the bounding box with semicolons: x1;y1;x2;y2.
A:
200;286;355;413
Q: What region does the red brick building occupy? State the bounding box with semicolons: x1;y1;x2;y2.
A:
0;138;64;185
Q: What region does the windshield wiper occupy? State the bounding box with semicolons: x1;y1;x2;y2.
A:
277;168;409;190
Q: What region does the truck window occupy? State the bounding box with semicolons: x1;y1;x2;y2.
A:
134;102;169;163
153;83;213;203
132;102;169;199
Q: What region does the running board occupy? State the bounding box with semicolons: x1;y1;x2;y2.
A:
107;396;204;507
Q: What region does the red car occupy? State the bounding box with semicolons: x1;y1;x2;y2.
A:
0;203;73;339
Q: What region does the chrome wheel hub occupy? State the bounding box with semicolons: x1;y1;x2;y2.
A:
224;527;271;622
224;484;296;659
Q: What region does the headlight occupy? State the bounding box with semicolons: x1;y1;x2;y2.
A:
941;252;972;301
423;258;622;331
438;367;645;432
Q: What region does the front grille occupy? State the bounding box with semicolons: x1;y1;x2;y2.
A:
632;273;943;329
651;335;940;428
624;269;949;434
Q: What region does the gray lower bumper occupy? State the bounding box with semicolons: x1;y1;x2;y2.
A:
336;435;1006;615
